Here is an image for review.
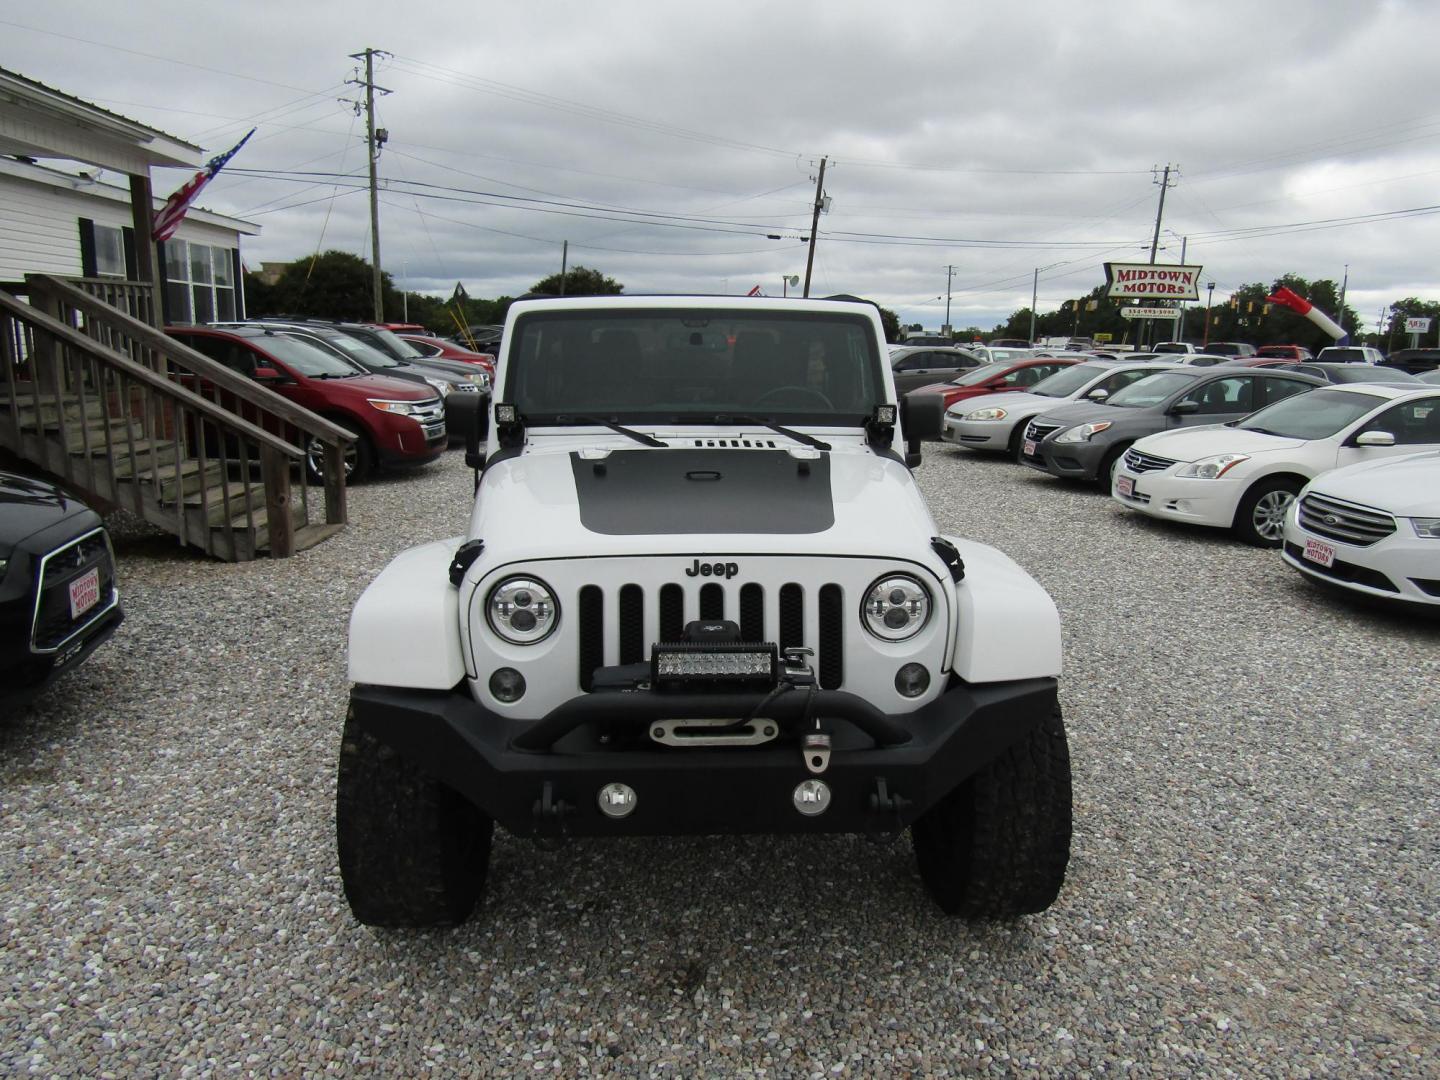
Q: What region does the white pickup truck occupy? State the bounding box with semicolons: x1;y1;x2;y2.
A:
338;294;1071;927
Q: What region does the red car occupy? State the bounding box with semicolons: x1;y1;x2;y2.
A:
1254;344;1314;361
398;334;496;377
910;357;1081;411
166;326;447;483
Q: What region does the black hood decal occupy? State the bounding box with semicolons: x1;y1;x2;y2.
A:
570;449;834;535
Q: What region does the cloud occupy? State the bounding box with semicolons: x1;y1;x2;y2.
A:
9;0;1440;332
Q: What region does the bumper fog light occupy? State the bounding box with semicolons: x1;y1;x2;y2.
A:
489;667;526;702
895;663;930;697
597;783;637;819
793;779;831;817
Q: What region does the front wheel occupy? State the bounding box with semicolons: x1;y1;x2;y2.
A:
306;425;372;485
1233;477;1301;547
336;712;493;927
1095;445;1129;492
911;705;1072;917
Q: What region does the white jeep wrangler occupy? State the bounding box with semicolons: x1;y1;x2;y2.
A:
338;295;1070;927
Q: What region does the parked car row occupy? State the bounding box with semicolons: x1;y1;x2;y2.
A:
927;361;1440;612
164;319;495;483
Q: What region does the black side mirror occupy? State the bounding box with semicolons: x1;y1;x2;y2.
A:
445;392;489;469
900;392;945;468
1170;400;1199;415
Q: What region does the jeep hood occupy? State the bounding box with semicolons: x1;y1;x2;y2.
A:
471;444;941;562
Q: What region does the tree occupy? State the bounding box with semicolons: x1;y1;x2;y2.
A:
245;250;403;322
876;305;902;343
529;265;623;297
1383;297;1440;351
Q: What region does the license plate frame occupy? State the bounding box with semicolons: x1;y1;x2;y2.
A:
1303;537;1336;568
69;567;101;620
1115;475;1135;498
1023;438;1037;457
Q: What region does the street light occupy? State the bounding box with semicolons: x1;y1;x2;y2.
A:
1203;281;1216;347
781;274;799;297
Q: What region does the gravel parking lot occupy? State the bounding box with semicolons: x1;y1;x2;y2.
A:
2;445;1437;1077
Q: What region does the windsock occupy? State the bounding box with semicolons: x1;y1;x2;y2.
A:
1266;285;1345;340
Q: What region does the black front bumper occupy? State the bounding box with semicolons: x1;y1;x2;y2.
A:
348;676;1058;837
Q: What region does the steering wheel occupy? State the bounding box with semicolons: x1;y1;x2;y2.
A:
755;386;835;409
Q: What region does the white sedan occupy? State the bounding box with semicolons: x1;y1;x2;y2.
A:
941;360;1174;457
1280;451;1440;608
1111;384;1440;546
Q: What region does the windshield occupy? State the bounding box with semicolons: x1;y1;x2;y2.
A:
949;362;1007;387
1104;370;1200;408
1319;348;1367;362
302;330;400;368
1031;363;1107;397
1238;389;1382;439
370;327;426;360
259;335;363;377
506;309;885;424
1326;366;1420;383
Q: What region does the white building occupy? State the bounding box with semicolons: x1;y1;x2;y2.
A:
0;67;259;322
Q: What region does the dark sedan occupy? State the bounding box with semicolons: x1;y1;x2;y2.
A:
1;472;123;707
1274;363;1424;386
1019;367;1325;488
890;345;984;395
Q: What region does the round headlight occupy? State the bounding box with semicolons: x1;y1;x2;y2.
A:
487;577;559;644
862;575;931;642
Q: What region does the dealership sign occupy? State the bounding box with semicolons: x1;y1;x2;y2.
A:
1121;306;1183;319
1405;317;1432;333
1104;263;1204;301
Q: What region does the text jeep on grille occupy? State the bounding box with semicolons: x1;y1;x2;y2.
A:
338;295;1071;927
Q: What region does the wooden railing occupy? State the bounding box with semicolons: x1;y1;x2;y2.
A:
0;276;352;559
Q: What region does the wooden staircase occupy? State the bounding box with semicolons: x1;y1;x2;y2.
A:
0;275;350;560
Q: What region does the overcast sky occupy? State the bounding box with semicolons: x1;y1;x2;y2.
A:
7;0;1440;333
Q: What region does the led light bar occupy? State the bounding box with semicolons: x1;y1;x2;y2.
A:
651;641;778;692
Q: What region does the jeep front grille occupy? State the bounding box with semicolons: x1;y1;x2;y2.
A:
578;581;844;691
1296;493;1396;547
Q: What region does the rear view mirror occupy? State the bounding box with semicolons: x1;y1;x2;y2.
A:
1354;430;1395;447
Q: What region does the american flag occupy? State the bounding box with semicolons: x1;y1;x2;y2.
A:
151;128;256;242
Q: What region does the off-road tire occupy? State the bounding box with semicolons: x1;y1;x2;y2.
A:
336;712;492;927
1233;476;1301;548
911;705;1072;918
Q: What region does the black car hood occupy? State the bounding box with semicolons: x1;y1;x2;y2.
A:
0;472;92;548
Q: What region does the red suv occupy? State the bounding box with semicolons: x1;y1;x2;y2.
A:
166;326;446;482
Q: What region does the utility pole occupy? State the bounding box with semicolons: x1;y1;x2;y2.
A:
1146;164;1178;346
802;156;827;298
1029;267;1039;344
945;265;957;335
559;240;568;296
348;48;391;322
1336;263;1349;340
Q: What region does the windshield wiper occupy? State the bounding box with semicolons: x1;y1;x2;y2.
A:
722;415;831;451
553;415;667;448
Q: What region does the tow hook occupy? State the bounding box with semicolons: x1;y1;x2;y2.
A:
802;731;831;775
531;780;573;849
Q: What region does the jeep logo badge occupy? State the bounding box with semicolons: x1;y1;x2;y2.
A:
686;559;739;579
